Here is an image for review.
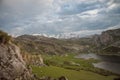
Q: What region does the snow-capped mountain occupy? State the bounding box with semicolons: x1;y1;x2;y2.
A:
32;30;103;39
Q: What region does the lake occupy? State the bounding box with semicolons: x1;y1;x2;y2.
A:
76;53;120;74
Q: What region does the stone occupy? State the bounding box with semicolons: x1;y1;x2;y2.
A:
59;76;68;80
0;43;32;80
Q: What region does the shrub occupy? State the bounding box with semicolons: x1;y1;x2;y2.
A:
0;30;11;44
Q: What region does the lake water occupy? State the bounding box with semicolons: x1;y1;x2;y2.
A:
76;53;120;74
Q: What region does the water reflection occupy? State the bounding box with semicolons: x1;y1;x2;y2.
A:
76;53;120;74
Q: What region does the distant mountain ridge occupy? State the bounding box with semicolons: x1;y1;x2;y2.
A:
14;35;91;55
32;30;102;39
14;28;120;55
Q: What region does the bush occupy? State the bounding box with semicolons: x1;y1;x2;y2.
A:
0;30;11;44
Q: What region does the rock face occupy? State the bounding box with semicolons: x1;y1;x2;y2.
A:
22;53;44;66
0;43;32;80
100;31;113;46
93;28;120;47
92;28;120;54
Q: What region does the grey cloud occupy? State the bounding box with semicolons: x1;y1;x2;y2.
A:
0;0;120;36
58;0;104;15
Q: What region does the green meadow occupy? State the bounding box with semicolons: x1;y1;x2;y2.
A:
32;66;116;80
31;54;118;80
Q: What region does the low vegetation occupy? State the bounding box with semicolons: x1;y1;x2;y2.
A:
0;30;11;44
42;54;114;76
31;54;118;80
32;66;117;80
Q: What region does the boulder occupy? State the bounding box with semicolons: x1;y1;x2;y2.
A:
59;76;68;80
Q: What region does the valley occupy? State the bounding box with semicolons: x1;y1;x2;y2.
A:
14;28;120;80
0;28;120;80
1;0;120;79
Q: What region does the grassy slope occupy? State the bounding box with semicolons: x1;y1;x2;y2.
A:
32;54;118;80
42;54;114;76
32;66;116;80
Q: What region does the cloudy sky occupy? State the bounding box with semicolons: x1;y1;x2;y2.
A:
0;0;120;36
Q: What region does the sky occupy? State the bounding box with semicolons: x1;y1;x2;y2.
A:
0;0;120;37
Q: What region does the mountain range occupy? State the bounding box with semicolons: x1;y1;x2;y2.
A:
14;28;120;55
0;28;120;80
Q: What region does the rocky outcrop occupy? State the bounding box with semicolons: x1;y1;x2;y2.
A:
22;52;44;66
0;43;33;80
92;28;120;54
93;28;120;47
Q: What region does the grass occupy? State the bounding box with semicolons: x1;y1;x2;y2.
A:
32;65;117;80
42;54;114;76
31;54;119;80
0;30;11;44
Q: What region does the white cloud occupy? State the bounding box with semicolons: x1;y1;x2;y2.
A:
106;24;120;30
0;0;120;36
82;9;99;15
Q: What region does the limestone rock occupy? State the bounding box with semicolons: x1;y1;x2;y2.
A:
0;43;32;80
